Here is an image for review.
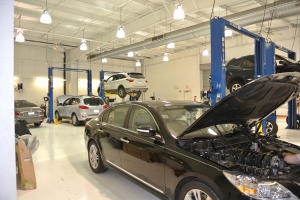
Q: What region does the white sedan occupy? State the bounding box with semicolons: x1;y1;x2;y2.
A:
103;72;148;99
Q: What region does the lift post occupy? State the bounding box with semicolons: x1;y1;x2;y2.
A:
210;17;265;105
47;67;92;123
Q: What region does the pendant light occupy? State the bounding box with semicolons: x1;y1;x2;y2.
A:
173;3;185;20
136;60;141;67
116;8;125;38
40;0;52;24
163;53;169;62
16;16;25;42
167;42;175;48
202;35;209;56
225;29;233;37
80;29;87;51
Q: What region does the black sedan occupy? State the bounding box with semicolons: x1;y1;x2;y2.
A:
84;72;300;200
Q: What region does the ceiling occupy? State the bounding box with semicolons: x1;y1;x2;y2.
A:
14;0;300;62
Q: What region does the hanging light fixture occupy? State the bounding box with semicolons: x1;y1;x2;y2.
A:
40;0;52;24
225;29;233;37
167;42;175;48
128;51;134;57
102;58;107;63
163;53;169;62
202;35;209;56
79;29;88;51
173;3;185;20
116;8;125;38
136;60;141;67
15;16;25;42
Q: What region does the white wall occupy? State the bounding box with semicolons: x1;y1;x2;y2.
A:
0;0;16;199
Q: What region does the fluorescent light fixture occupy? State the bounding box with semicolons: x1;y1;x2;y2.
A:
173;4;185;20
15;29;25;42
40;9;52;24
202;48;209;56
136;60;141;67
102;58;107;63
116;26;125;38
167;42;175;48
128;51;134;57
225;29;233;37
163;54;169;62
14;76;19;80
80;39;87;51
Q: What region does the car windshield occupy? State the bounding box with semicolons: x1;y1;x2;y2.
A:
180;124;238;139
84;98;104;106
128;73;145;79
15;100;38;108
156;105;210;137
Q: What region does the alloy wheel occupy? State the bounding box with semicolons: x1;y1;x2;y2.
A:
184;189;212;200
266;121;273;134
72;114;78;125
89;144;99;169
232;83;242;92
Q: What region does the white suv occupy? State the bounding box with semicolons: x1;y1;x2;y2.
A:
55;95;107;126
104;72;148;99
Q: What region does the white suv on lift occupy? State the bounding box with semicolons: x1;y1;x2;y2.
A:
103;72;148;99
55;95;107;126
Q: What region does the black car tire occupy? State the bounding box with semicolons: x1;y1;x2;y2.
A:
118;86;126;99
55;111;62;120
71;113;80;126
265;119;278;136
88;140;108;173
177;180;222;200
286;114;300;129
229;80;244;93
34;122;41;127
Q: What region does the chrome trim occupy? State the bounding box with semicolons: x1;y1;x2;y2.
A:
106;160;164;194
120;138;129;143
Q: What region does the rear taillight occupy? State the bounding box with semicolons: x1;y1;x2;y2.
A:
103;105;108;109
126;79;134;82
15;111;21;116
79;105;89;109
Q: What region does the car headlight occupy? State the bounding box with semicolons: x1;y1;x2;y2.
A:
223;170;297;199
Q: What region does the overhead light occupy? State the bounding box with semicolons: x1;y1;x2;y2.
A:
136;60;141;67
40;9;52;24
117;26;125;38
163;53;169;62
15;29;25;42
202;48;209;56
128;51;134;57
225;29;233;37
80;39;87;51
167;43;175;49
102;58;107;63
173;4;185;20
14;76;19;80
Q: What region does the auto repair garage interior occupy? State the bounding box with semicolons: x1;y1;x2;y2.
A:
2;0;300;199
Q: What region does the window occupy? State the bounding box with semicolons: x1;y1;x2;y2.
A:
116;74;126;79
106;76;114;82
128;73;145;79
14;100;38;108
106;105;130;127
71;98;80;105
63;98;71;106
84;98;104;105
241;58;254;68
101;109;110;122
128;106;156;132
228;58;242;66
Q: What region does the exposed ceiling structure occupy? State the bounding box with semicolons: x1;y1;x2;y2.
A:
14;0;300;62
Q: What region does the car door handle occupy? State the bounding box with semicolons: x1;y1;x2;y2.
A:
120;138;129;143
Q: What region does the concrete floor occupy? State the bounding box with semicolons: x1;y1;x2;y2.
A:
17;118;300;200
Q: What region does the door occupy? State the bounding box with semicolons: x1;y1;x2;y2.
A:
119;105;165;194
104;76;114;92
61;98;71;117
98;105;130;167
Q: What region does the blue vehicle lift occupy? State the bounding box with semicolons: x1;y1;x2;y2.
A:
47;67;92;123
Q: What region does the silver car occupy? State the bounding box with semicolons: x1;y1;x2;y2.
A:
55;95;106;126
14;100;45;127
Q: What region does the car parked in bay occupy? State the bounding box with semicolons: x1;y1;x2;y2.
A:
14;100;45;127
102;72;148;99
84;72;300;200
226;54;300;93
55;95;106;126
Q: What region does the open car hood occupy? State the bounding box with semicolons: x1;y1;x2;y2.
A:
179;72;300;137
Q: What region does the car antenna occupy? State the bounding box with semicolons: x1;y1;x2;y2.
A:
214;124;239;160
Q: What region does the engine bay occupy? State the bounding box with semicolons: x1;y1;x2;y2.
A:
178;126;300;179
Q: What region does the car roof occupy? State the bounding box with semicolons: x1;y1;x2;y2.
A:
112;100;207;108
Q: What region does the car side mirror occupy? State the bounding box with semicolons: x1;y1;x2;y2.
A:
279;60;287;65
137;125;156;137
59;103;62;106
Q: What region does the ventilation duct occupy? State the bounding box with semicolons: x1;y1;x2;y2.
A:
87;0;299;62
